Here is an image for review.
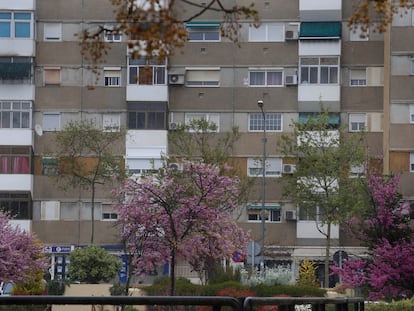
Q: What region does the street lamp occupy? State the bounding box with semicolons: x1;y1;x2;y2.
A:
257;100;266;273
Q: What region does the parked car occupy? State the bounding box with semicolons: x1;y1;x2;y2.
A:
0;282;13;296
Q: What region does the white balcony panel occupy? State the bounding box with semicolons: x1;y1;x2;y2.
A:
0;0;35;10
10;220;31;232
299;40;341;56
0;129;33;146
0;174;33;192
299;0;341;21
126;130;167;148
126;85;168;101
297;221;339;239
0;39;35;56
298;84;340;102
0;85;35;100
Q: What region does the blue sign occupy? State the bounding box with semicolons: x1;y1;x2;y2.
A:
43;246;72;253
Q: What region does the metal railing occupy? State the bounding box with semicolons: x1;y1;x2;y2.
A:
0;295;365;311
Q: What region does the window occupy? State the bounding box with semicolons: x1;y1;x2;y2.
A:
410;153;414;172
300;57;339;84
0;11;32;38
103;114;120;132
249;23;284;42
102;204;118;221
247;205;281;222
0;192;31;219
349;164;365;178
249;113;282;132
127;158;163;175
410;104;414;123
104;67;121;86
104;31;121;42
350;69;367;86
128;102;166;129
0;146;31;174
186;69;220;86
42;157;59;176
0;57;32;82
0;101;31;129
44;23;62;41
299;206;325;222
186;22;220;41
43;113;60;131
185;113;220;132
247;157;282;177
41;201;60;220
128;58;166;85
249;70;283;86
44;67;61;85
349;113;366;132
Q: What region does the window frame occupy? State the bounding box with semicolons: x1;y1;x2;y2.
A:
42;157;59;176
410;152;414;172
249;69;284;87
127;102;167;130
128;58;166;85
0;146;31;175
300;56;339;85
0;101;31;129
410;104;414;124
349;113;366;132
247;157;282;178
104;67;121;87
44;67;61;85
248;22;284;42
43;23;62;41
350;69;367;86
184;112;220;132
247;205;281;223
0;11;33;39
43;112;61;131
185;68;220;87
0;192;31;220
187;27;221;42
248;112;283;132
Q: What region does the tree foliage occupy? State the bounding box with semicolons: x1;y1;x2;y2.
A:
55;119;126;244
68;245;122;284
115;162;249;295
332;172;414;300
80;0;258;66
349;0;412;34
0;211;48;284
279;108;367;287
297;259;319;288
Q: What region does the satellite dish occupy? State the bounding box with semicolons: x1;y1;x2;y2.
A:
35;124;43;136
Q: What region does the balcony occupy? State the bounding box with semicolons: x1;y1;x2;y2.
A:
0;0;35;10
126;84;168;101
0;174;33;192
0;39;35;56
0;129;33;146
299;0;341;21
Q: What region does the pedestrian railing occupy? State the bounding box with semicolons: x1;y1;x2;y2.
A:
0;295;365;311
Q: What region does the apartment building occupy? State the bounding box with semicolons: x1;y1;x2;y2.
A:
0;0;412;284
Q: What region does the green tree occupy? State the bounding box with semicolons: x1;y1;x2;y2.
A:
55;119;126;244
69;245;122;284
279;108;367;288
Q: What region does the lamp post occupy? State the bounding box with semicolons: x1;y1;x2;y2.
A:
257;100;266;273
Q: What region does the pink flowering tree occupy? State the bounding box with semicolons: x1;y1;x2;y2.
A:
0;211;48;284
115;162;249;295
331;172;414;300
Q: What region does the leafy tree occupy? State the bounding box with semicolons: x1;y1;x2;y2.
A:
68;245;122;284
332;172;414;300
297;259;318;288
349;0;412;34
0;211;48;284
115;162;249;295
80;0;258;66
279;109;367;288
55;119;126;244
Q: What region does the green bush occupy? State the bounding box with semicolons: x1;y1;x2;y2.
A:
202;281;250;296
144;277;203;296
208;266;241;284
47;279;66;295
365;298;414;311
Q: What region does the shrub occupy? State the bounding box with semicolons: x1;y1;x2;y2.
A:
297;259;318;288
254;284;325;297
365;298;414;311
247;267;295;287
202;281;250;296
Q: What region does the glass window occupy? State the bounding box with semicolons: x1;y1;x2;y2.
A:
0;13;11;37
0;192;31;220
186;69;220;86
44;67;61;85
0;12;32;39
0;146;31;175
43;113;60;131
247;158;282;177
104;68;121;87
249;23;284;42
128;58;166;85
349;113;366;132
128;103;166;130
249;112;282;132
249;70;283;86
350;69;367;86
44;23;61;41
0;101;31;129
185;113;220;132
410;153;414;172
188;28;220;41
300;57;339;84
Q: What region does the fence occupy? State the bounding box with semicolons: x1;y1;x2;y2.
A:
0;296;365;311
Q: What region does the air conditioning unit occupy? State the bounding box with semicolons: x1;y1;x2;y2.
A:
283;164;296;174
285;210;297;221
169;122;180;130
285;30;298;40
285;75;298;86
168;163;182;171
168;74;184;85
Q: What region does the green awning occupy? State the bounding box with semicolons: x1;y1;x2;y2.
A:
300;22;341;38
299;113;340;125
247;205;281;210
42;157;58;165
186;22;220;28
0;63;31;79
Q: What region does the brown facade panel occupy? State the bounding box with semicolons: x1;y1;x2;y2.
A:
36;43;82;65
32;220;121;245
398;172;414;198
36;87;82;110
390;124;414;149
234;87;298;111
341;87;384;111
37;0;83;20
233;132;285;156
390;76;414;101
391;27;414;52
389;151;409;174
341;42;384;65
82;87;126;110
365;132;383;156
234;43;299;66
240;222;297;247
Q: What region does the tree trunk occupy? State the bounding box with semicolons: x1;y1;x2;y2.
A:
91;185;95;244
324;222;331;288
170;250;176;296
